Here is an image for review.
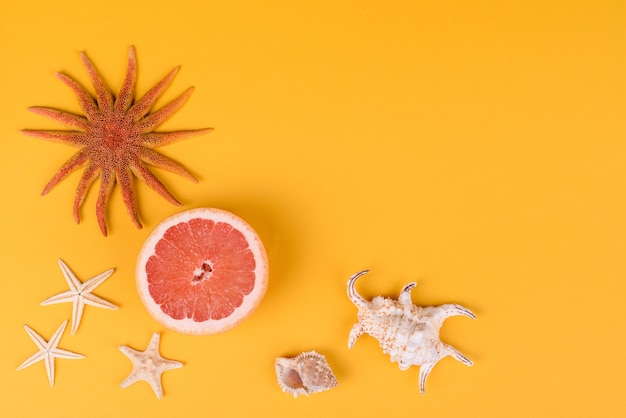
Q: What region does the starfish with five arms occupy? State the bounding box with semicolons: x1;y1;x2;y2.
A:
22;46;212;235
41;259;118;335
17;320;85;387
119;332;183;399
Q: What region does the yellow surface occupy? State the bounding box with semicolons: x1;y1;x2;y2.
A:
1;1;625;416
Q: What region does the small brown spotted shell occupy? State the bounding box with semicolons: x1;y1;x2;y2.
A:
274;351;338;398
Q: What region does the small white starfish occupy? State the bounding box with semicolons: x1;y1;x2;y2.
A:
119;333;183;399
41;259;118;335
17;320;84;386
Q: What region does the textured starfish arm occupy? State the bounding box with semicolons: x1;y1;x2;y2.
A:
140;148;197;182
44;355;56;387
16;351;47;370
119;368;166;399
25;107;89;130
119;345;140;359
21;129;86;145
96;171;115;236
116;167;142;229
81;268;115;293
56;73;100;119
142;128;213;148
114;47;137;113
119;370;140;388
50;347;85;360
83;293;118;309
127;67;180;122
118;347;143;388
133;162;183;206
136;87;194;133
58;259;82;289
73;163;99;224
69;299;86;335
41;149;90;196
147;379;165;400
41;290;76;305
79;52;114;113
49;321;69;347
160;359;184;370
24;325;50;349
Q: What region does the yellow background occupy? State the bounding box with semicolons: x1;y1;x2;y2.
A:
1;1;625;416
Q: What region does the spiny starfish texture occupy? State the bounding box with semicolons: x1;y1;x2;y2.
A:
119;332;183;399
22;46;212;236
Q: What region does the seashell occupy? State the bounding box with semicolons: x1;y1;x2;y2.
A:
275;351;338;398
347;270;476;394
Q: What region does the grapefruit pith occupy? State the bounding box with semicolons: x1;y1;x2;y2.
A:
136;208;269;335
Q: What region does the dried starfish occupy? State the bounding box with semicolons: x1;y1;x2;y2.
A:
119;332;183;399
22;46;212;235
41;259;118;335
347;270;475;394
17;320;84;386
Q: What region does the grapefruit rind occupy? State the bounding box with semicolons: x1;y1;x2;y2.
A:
136;208;269;335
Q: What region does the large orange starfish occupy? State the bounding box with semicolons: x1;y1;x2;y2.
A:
22;47;212;236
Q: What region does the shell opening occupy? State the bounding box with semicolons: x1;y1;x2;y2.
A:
282;368;305;390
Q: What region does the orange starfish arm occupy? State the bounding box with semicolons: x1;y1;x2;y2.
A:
114;47;137;114
21;129;86;146
73;163;99;224
25;107;89;130
42;149;90;195
136;87;195;133
79;51;114;113
116;167;142;229
141;128;213;148
127;66;179;122
133;162;182;206
96;170;115;236
140;148;198;182
56;73;100;120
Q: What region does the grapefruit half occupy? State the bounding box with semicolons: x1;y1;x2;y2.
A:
136;208;269;335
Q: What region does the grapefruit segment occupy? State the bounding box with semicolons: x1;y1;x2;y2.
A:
136;208;269;335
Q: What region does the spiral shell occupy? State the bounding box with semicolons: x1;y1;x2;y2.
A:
274;351;338;398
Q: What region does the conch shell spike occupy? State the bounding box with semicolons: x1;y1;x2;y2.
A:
399;282;416;306
347;269;370;310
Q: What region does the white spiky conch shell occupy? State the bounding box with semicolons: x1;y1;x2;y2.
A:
275;351;338;398
347;270;476;394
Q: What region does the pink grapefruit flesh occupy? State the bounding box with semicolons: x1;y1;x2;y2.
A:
136;208;269;335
